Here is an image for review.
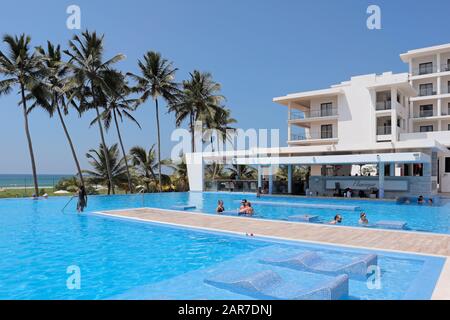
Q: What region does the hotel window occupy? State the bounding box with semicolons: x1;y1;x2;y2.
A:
446;158;450;173
320;103;333;117
420;125;434;132
376;91;391;110
445;60;450;72
321;124;333;139
448;124;450;131
448;81;450;94
419;83;434;96
419;62;433;75
419;104;433;117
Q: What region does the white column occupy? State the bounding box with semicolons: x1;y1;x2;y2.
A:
391;88;398;141
287;165;293;194
437;53;441;72
379;163;385;199
257;165;262;189
438;98;442;118
287;103;292;141
268;166;273;195
186;153;204;192
437;76;442;95
389;163;395;177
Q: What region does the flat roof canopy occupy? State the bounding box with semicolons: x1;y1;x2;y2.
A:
231;152;430;166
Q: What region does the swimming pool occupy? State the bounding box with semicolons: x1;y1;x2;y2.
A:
0;195;445;300
156;192;450;234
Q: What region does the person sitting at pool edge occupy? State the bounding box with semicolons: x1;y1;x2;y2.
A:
329;214;343;225
418;195;425;205
216;200;225;213
359;212;369;225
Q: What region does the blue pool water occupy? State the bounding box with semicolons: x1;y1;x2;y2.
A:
0;194;445;300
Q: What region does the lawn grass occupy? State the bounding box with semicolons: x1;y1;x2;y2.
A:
0;187;130;199
0;187;63;199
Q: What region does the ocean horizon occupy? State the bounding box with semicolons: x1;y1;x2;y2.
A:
0;174;73;188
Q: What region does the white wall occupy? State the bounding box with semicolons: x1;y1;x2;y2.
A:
334;75;377;148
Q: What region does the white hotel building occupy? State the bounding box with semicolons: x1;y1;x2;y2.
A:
186;43;450;199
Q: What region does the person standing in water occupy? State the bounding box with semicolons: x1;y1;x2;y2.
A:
76;186;88;213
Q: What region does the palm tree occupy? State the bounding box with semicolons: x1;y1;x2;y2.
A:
167;157;189;192
168;70;224;153
205;162;227;180
95;70;140;193
84;143;128;195
129;51;179;192
129;145;158;192
0;34;44;196
64;30;125;194
29;41;86;188
226;164;257;180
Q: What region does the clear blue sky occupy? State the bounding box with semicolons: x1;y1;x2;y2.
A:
1;0;450;174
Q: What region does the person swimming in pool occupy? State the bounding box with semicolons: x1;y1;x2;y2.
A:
329;214;343;225
428;198;433;206
238;201;254;216
239;199;248;212
245;202;254;216
216;200;225;213
418;195;425;205
359;212;369;225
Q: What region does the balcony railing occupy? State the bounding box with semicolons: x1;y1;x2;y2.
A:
411;64;450;76
291;132;336;141
414;110;434;118
412;65;438;76
377;126;392;135
419;89;437;97
290;108;338;120
376;101;392;111
441;64;450;72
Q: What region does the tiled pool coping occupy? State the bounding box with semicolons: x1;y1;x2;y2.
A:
92;207;450;300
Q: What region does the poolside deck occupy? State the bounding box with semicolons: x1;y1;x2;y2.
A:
95;207;450;300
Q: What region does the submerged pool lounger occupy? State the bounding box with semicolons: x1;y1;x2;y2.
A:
171;205;197;211
259;252;377;280
234;200;361;211
204;270;349;300
374;221;407;230
287;215;320;223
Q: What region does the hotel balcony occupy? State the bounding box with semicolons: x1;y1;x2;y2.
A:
376;125;393;142
289;109;338;121
411;65;438;76
418;88;437;97
441;64;450;73
376;101;392;111
377;126;392;135
410;64;450;78
413;110;435;118
289;132;338;145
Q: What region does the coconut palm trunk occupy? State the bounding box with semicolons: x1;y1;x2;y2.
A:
95;105;115;194
155;98;162;192
91;81;115;194
113;108;133;193
20;83;39;196
190;113;195;153
56;104;85;188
